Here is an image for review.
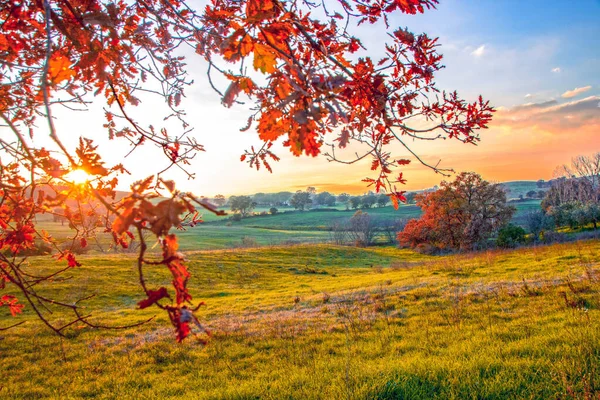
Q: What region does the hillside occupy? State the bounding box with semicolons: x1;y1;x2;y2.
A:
206;200;541;231
2;241;599;398
499;180;546;200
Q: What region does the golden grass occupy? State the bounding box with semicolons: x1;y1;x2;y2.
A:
1;241;599;398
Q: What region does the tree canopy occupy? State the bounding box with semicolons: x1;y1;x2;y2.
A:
289;190;312;211
1;0;493;340
398;172;514;251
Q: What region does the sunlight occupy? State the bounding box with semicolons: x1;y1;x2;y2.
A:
65;169;91;184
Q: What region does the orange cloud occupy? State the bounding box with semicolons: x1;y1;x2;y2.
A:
561;85;592;98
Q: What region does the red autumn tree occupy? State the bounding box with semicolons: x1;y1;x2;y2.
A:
1;0;493;340
398;172;514;251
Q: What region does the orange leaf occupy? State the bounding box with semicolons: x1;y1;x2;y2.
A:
48;55;75;85
253;43;278;74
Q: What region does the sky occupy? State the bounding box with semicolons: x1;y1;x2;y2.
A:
48;0;600;196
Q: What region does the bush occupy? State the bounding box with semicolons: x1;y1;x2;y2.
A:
496;224;526;248
525;210;555;240
231;213;242;222
348;211;375;246
240;236;259;248
414;243;441;255
18;241;53;257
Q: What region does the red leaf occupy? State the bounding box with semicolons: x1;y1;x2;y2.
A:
138;287;170;309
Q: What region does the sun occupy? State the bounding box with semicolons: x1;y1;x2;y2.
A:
65;169;91;184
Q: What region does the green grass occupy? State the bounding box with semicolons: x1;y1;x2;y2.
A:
209;201;540;231
32;199;542;254
501;180;546;200
210;205;422;230
1;240;599;398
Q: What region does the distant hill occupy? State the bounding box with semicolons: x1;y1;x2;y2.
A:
499;180;548;200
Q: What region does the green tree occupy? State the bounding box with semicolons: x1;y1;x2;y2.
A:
290;191;312;211
349;196;361;210
376;194;390;208
315;192;336;207
496;224;526;248
360;193;377;209
213;194;227;207
229;196;256;217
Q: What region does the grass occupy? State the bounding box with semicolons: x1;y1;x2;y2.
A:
501;181;546;200
1;240;599;398
33;197;542;255
209;200;540;231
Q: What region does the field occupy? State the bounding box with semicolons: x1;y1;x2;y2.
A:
500;181;545;200
34;199;541;253
1;241;599;398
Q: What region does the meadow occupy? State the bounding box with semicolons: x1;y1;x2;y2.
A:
33;198;541;253
1;240;599;399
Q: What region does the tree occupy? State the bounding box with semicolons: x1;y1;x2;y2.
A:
337;193;351;205
526;190;537;199
542;153;600;230
348;211;376;246
229;196;256;217
557;152;600;191
269;207;278;215
377;194;390;208
542;178;596;209
349;196;362;210
213;195;227;208
377;218;407;244
398;172;515;251
525;210;555;241
1;0;493;340
405;192;417;204
252;192;268;206
496;224;526;249
360;193;377;209
289;191;312;211
315;192;336;207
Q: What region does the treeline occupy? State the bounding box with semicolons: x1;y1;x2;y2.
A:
211;187;420;216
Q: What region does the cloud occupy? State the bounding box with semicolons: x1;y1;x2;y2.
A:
471;45;485;57
551;67;561;73
525;93;532;98
561;85;592;99
493;96;600;130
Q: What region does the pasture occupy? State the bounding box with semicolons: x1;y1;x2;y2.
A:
1;240;599;398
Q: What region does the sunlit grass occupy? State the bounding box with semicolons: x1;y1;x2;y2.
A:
1;241;599;398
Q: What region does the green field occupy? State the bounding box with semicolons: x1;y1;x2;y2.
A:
1;241;599;398
33;200;542;253
500;181;545;200
208;204;422;230
212;200;541;231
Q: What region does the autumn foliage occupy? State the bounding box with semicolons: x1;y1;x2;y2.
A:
398;173;514;251
1;0;493;340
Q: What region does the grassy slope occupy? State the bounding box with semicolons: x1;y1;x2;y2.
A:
208;200;540;231
1;241;599;399
501;181;546;200
34;199;540;253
